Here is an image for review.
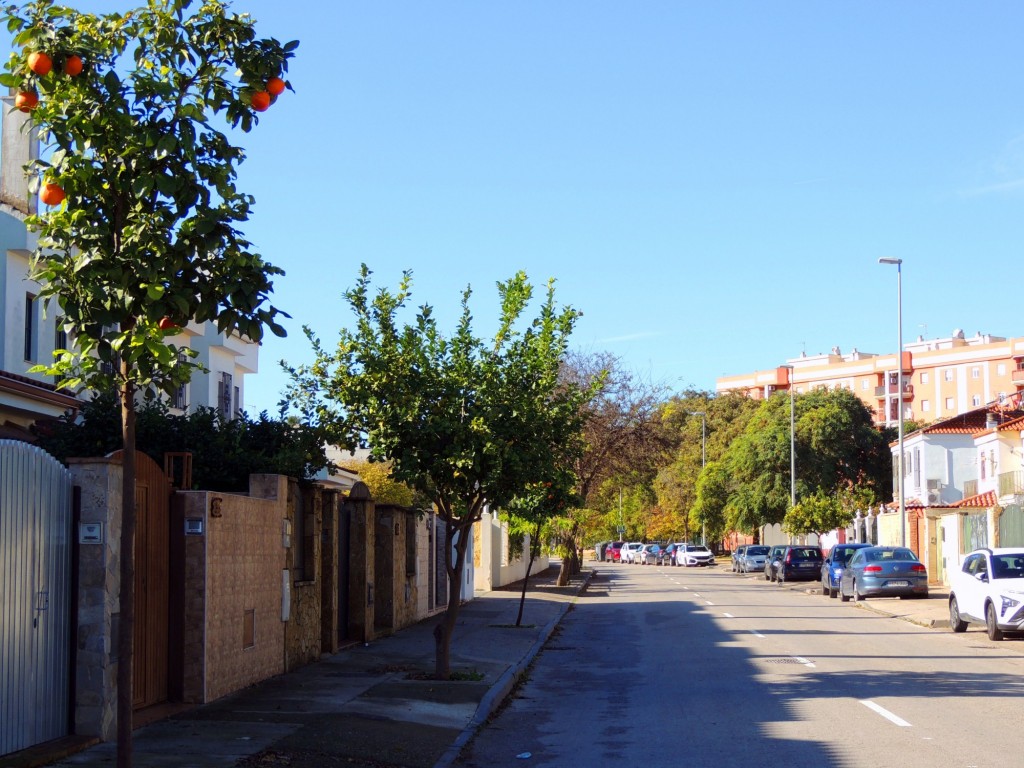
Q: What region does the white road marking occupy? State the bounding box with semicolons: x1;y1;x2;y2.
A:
793;656;816;668
722;612;734;618
693;593;701;598
749;630;765;638
705;600;714;605
860;700;911;727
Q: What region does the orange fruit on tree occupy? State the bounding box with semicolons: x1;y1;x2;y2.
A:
250;90;271;112
158;317;178;331
63;54;83;76
28;51;52;76
266;76;286;96
39;182;65;206
15;90;39;112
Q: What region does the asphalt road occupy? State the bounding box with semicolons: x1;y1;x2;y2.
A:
454;562;1024;768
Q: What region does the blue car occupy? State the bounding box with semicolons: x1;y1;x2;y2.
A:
820;543;871;598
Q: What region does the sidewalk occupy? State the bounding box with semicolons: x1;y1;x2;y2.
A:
9;564;591;768
780;575;951;628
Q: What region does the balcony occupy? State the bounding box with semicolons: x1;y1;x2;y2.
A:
1012;368;1024;385
874;383;914;399
998;470;1024;497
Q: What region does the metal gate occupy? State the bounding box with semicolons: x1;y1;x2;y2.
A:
1000;504;1024;547
0;440;73;757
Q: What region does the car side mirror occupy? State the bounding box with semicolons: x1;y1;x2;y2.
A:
975;572;989;583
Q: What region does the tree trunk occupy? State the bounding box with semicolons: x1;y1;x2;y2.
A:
556;556;571;587
432;520;471;680
116;375;137;768
515;521;542;627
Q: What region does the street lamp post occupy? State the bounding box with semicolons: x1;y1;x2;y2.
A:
878;257;906;548
781;365;796;544
690;411;706;545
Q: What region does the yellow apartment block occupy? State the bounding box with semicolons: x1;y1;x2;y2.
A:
716;330;1024;427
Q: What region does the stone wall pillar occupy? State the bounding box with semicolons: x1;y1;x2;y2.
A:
320;487;341;654
345;483;375;643
67;457;122;742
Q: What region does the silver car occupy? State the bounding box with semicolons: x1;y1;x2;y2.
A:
839;546;928;601
740;545;770;574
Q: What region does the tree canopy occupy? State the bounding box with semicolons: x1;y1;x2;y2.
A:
285;265;594;677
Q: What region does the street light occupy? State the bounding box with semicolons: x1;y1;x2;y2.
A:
878;257;906;548
689;411;706;545
781;365;796;546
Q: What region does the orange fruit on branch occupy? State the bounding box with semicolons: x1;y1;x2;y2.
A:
28;51;52;76
266;76;286;96
250;91;271;112
158;317;179;332
39;182;65;206
63;54;83;76
15;90;38;112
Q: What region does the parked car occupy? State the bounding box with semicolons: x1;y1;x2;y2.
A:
764;545;788;581
949;548;1024;641
676;543;714;567
621;542;645;564
820;542;871;598
777;545;824;584
731;545;748;572
658;543;678;566
839;546;928;602
606;541;624;563
638;543;661;565
740;545;770;574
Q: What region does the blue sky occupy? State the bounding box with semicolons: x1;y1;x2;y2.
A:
22;2;1024;413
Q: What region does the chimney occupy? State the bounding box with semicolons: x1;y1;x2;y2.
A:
1;88;39;214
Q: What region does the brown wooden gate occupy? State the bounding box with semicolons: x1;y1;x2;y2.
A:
111;450;170;710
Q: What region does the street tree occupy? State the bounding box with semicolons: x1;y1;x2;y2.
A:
783;489;849;538
721;388;890;533
285;266;592;679
2;3;296;763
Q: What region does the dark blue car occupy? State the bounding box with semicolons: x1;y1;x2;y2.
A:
820;542;871;598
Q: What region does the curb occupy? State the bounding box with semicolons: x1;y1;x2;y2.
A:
433;568;595;768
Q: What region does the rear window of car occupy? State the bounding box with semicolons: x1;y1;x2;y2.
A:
747;546;769;556
791;548;822;560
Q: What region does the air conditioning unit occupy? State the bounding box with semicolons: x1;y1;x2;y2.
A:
926;479;941;491
927;490;942;505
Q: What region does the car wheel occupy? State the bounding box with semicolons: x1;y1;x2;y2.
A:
853;580;864;602
949;596;968;633
986;602;1004;641
820;577;829;596
764;570;770;581
840;583;851;602
829;586;837;599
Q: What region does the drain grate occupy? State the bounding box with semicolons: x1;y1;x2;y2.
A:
764;657;803;664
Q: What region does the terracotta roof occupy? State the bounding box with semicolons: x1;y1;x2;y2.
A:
918;405;1024;436
997;415;1024;432
0;368;79;409
954;490;998;508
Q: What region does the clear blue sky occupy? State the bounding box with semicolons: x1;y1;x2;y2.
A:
24;2;1024;413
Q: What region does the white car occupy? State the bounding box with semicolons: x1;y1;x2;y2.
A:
621;542;645;564
637;544;661;565
675;543;714;567
949;548;1024;641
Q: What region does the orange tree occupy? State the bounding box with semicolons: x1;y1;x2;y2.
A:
2;2;296;765
286;265;594;679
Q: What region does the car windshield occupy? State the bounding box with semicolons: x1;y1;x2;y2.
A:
691;546;709;553
747;546;769;556
791;548;821;559
992;554;1024;579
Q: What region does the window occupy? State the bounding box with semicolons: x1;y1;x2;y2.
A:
862;380;869;390
981;453;987;480
173;350;188;410
218;371;233;419
921;372;930;384
24;292;36;361
53;318;67;384
234;385;241;417
922;399;930;412
998;364;1007;376
945;397;954;410
913;450;921;487
944;369;954;382
972;367;980;379
972;394;981;407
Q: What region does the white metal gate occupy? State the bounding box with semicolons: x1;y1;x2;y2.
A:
0;440;73;757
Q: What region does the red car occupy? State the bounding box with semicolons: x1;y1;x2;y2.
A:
606;541;624;562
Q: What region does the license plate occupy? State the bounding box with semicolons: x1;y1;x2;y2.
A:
887;580;909;587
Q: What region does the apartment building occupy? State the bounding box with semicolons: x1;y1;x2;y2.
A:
716;330;1024;427
0;103;258;440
